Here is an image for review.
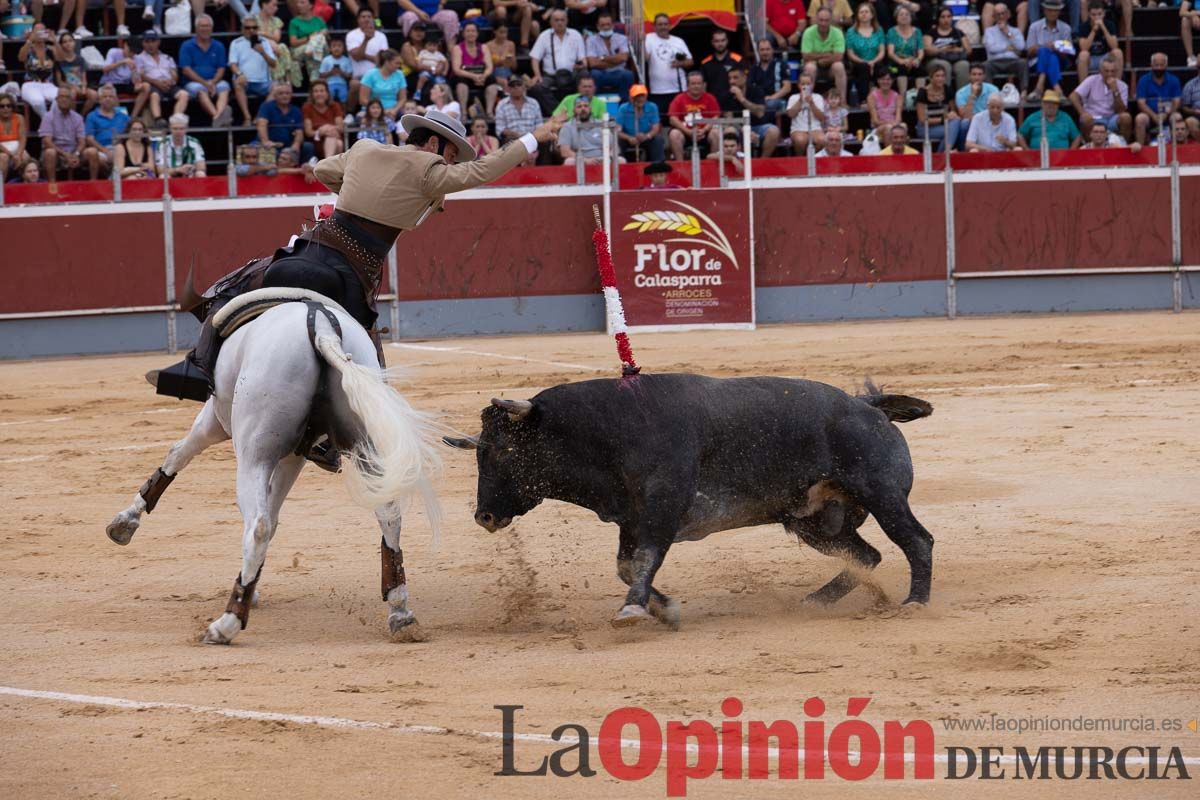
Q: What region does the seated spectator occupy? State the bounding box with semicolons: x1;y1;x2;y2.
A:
707;131;745;176
40;86;86;178
235;142;276;176
83;84;128;179
427;82;463;119
955;63;1000;121
274;146;316;181
98;36;140;99
467;116;500;155
808;0;853;27
885;6;924;97
413;32;450;102
767;0;807;49
53;30;97;115
728;65;781;157
252;0;300;89
486;20;518;85
643;160;675;188
179;15;233;127
229;17;279;127
815;128;853;156
915;62;961;151
0;94;28;180
878;122;919;155
846;2;885;104
1077;0;1121;81
1027;0;1082;32
257;82;309;160
452;20;498;118
645;13;694;116
559;95;624;165
401;23;428;77
399;0;461;47
667;71;722;160
966;93;1021;150
867;67;901;141
8;159;44;184
1025;0;1072;102
1135;52;1182;145
1069;54;1131;143
1080;118;1137;149
320;38;354;104
1018;89;1080;148
346;8;390;112
494;75;543;161
490;0;539;50
1159;114;1191;147
360;49;408;120
924;5;970;90
803;8;848;103
529;9;587;111
1185;0;1200;70
787;71;827;153
587;12;634;100
339;0;381;24
1182;60;1200;139
288;0;329;85
395;100;420;141
554;74;607;119
701;28;744;111
984;4;1028;92
564;0;603;32
358;98;398;144
134;31;189;126
616;84;665;162
823;85;849;133
750;38;793;116
157;113;207;177
18;23;59;119
982;1;1029;33
303;79;345;158
114;117;156;179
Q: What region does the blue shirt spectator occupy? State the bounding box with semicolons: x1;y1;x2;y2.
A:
179;36;227;82
1136;68;1182;117
257;91;304;147
361;66;407;111
229;34;276;86
615;96;660;136
85;106;130;148
319;50;354;102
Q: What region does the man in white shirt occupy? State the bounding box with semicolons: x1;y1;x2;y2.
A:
966;94;1022;151
814;129;854;157
983;4;1029;91
346;7;390;112
529;9;586;88
644;12;694;115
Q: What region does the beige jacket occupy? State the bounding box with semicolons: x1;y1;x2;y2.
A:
313;138;529;231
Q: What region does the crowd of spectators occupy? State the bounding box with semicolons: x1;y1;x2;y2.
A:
0;0;1198;186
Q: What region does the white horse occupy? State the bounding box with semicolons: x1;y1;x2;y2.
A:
106;294;441;644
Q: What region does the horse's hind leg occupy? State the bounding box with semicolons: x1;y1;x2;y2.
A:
378;500;426;642
106;400;228;545
203;455;303;644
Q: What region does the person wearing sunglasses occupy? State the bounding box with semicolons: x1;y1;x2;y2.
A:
229;17;279;127
0;95;29;180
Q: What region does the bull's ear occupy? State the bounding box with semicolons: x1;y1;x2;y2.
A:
442;435;480;450
490;398;534;420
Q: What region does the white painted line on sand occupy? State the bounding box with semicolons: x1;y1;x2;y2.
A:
913;383;1055;394
2;686;1195;767
0;455;50;464
0;416;72;427
391;343;604;372
101;441;177;452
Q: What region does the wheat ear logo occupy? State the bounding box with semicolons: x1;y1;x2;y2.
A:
623;199;741;270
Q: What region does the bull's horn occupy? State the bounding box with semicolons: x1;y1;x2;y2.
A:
491;398;533;419
442;435;479;450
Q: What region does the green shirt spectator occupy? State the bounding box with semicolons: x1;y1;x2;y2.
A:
1019;108;1080;150
554;93;608;120
886;27;923;59
801;24;846;56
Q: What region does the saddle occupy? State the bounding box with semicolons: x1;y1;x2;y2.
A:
211;287;350;339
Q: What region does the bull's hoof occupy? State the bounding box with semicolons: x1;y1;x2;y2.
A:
802;589;838;606
202;613;240;645
647;597;681;630
611;604;653;628
902;596;929;607
388;613;427;643
105;514;139;546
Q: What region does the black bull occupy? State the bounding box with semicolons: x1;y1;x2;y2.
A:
444;374;934;629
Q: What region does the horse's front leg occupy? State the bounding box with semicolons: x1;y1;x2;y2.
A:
106;400;228;545
378;501;424;642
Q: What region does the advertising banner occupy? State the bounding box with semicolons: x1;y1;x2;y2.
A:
608;189;754;331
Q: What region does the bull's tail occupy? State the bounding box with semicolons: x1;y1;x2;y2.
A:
313;328;443;544
857;377;933;423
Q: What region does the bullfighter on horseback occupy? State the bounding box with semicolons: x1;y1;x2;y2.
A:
149;109;563;468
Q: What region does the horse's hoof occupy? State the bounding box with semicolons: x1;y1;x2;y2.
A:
105;515;138;546
249;590;261;608
202;613;240;645
647;597;681;630
611;604;653;628
389;615;427;643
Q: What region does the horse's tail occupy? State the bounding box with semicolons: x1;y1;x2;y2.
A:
312;326;442;543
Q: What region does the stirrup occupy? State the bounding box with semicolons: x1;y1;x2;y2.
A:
150;359;211;402
306;439;342;473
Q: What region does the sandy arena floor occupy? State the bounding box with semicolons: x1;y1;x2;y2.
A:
0;311;1198;799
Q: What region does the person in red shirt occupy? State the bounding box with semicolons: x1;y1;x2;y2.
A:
667;71;723;159
767;0;808;49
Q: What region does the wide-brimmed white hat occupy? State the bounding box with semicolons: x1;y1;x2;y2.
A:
400;108;476;162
